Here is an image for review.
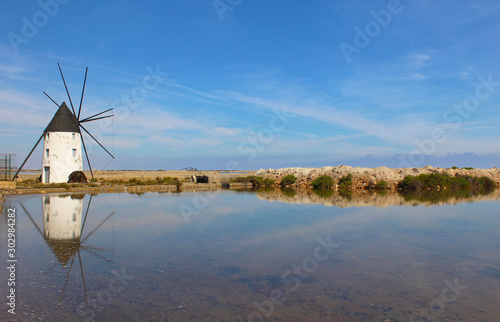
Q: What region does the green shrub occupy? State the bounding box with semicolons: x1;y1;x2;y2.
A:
311;176;334;188
452;166;459;169
263;178;275;187
232;176;263;183
398;175;416;189
232;176;275;187
457;177;470;189
477;176;496;191
398;172;494;191
128;178;141;185
338;173;353;189
375;180;388;189
462;167;474;170
280;175;297;186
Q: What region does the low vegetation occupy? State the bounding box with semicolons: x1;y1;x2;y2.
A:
232;176;275;187
338;173;353;190
101;176;182;188
280;175;297;186
397;172;495;191
375;180;389;190
311;176;335;189
16;180;73;189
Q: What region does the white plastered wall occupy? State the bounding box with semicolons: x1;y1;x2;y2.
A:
42;132;83;183
42;195;83;240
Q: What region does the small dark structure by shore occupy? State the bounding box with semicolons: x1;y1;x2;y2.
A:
191;175;209;184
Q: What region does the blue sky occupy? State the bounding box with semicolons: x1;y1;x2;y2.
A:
1;0;499;170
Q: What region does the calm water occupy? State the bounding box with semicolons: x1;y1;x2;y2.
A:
1;190;500;321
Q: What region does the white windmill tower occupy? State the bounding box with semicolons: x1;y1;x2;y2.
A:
19;195;114;302
41;102;83;183
13;63;115;183
42;194;83;242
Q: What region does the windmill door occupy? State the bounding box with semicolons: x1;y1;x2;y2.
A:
44;166;50;183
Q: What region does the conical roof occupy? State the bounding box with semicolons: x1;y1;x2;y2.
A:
44;102;80;133
45;238;80;267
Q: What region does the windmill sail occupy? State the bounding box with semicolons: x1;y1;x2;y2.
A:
13;64;114;182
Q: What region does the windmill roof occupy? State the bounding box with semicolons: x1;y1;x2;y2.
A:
45;238;80;267
44;102;80;133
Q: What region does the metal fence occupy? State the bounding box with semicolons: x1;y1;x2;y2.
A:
0;154;16;181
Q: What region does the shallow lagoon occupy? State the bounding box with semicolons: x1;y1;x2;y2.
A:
1;190;500;321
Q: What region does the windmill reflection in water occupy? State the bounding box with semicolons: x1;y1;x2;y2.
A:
20;194;114;303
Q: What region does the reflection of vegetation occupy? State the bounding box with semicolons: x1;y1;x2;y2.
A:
376;190;388;197
311;176;334;189
252;187;276;193
281;188;297;197
312;188;335;198
252;185;497;206
398;188;494;204
398;172;495;191
339;188;352;200
338;173;353;189
281;175;297;186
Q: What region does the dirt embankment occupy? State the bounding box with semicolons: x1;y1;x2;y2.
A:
16;170;256;182
256;166;500;189
2;170;256;196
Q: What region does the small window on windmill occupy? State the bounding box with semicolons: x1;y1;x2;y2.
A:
46;133;49;139
72;133;75;140
72;149;77;157
45;149;49;157
73;212;76;222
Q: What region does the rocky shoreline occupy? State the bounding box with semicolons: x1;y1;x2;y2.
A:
257;165;500;189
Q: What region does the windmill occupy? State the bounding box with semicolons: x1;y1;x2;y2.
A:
19;194;114;303
13;63;115;183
